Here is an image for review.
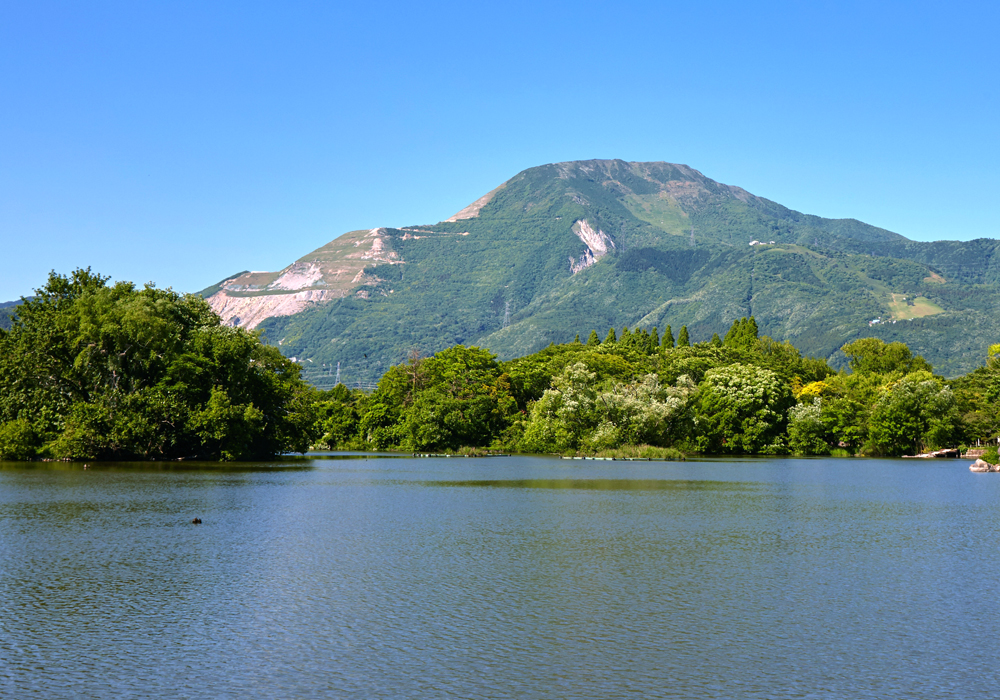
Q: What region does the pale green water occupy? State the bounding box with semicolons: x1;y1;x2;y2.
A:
2;455;999;698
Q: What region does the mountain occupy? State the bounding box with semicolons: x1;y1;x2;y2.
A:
203;160;1000;385
0;300;19;331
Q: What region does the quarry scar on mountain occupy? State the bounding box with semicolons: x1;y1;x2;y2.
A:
205;225;467;328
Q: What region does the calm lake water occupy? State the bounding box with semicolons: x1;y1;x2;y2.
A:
2;454;999;699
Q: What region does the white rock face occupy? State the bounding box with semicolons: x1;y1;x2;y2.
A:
569;219;615;273
207;289;335;329
267;262;325;291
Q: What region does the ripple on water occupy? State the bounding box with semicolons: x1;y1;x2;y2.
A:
2;457;1000;698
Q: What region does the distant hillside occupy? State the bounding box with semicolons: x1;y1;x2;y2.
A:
202;160;1000;384
0;300;19;331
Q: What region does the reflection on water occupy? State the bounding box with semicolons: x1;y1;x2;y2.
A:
2;456;1000;699
430;478;761;491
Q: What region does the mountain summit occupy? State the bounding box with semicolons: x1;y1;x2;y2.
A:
204;159;1000;384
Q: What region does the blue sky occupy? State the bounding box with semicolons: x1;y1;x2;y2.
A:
1;0;997;300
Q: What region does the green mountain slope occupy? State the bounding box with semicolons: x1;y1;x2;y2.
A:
0;300;19;331
202;160;1000;385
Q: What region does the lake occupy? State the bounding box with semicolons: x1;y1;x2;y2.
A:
2;455;998;699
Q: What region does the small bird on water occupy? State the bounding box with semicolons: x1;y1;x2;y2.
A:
191;517;202;524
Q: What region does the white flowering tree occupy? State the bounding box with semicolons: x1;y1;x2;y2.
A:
519;362;599;452
586;374;694;449
787;398;829;454
691;363;793;454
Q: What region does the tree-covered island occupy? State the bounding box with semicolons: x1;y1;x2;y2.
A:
1;270;998;461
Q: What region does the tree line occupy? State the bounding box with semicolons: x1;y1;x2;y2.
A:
1;269;998;461
314;317;1000;458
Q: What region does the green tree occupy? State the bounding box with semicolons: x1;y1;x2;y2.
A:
842;338;932;375
0;269;317;460
519;362;599;452
723;317;759;350
677;326;690;347
662;325;675;349
866;372;959;455
710;332;722;347
691;363;793;453
587;330;601;346
587;374;694;449
787;399;830;454
604;328;617;344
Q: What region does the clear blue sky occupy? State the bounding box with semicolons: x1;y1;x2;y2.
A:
2;0;998;300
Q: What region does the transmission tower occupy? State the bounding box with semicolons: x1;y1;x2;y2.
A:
335;361;340;385
503;299;511;329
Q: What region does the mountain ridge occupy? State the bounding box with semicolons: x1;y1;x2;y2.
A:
201;159;999;384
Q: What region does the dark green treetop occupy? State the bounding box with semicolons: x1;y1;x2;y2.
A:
677;326;690;347
662;325;675;349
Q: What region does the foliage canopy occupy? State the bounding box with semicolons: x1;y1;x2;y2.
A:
0;270;317;461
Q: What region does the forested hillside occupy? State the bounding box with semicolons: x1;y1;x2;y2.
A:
0;300;18;331
200;160;1000;385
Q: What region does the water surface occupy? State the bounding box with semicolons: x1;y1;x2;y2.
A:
2;455;998;698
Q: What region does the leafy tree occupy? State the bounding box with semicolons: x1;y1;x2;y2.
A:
677;326;690;347
842;338;932;375
357;345;516;451
710;333;722;347
574;333;581;344
723;317;760;350
866;372;959;455
0;419;38;460
588;374;694;449
519;362;599;452
604;328;617;344
0;269;317;460
649;327;660;353
587;330;601;346
313;384;365;449
819;395;869;452
691;363;793;454
787;399;830;454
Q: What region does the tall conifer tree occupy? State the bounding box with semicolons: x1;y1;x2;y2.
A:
587;330;601;346
663;325;675;349
678;325;690;347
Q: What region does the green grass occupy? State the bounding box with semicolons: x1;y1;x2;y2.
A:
577;445;686;460
888;294;945;320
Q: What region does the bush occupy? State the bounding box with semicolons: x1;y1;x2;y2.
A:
0;419;39;460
